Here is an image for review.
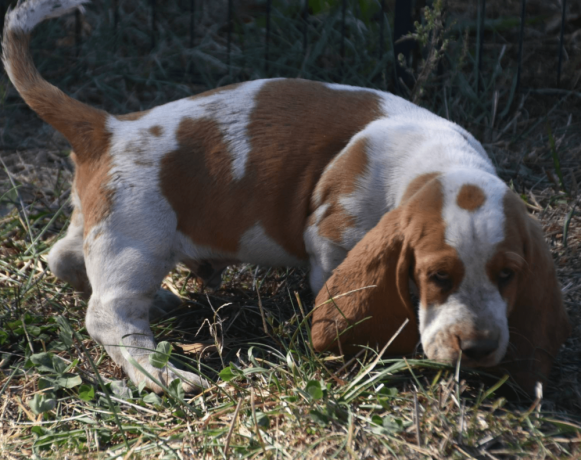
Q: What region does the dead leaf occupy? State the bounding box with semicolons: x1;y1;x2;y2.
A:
177;340;228;356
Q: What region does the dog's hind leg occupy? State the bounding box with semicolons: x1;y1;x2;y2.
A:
83;219;209;394
47;204;179;318
48;204;92;298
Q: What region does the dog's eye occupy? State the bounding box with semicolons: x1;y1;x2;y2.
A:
430;271;452;290
498;268;514;286
432;271;449;280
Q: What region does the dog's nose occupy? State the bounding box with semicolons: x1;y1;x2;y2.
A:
460;338;499;361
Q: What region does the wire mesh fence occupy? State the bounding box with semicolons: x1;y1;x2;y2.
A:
0;0;578;150
0;0;575;89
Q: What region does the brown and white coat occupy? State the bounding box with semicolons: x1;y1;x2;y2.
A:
3;0;571;394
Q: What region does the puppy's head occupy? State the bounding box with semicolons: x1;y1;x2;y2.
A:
312;171;570;392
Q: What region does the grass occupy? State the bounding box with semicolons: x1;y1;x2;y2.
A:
0;230;579;458
1;0;581;458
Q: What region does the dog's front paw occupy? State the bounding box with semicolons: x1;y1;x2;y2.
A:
128;357;210;395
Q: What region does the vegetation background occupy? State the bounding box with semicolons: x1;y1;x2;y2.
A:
0;0;580;457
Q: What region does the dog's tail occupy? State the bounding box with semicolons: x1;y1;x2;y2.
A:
2;0;109;159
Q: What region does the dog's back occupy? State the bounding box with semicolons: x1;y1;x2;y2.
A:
107;79;389;266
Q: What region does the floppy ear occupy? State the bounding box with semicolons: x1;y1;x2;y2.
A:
501;214;571;394
311;209;420;355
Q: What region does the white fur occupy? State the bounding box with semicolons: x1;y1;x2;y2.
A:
304;227;347;293
2;0;87;83
4;0;88;34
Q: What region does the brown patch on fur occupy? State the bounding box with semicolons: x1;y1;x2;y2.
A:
400;176;464;309
489;191;571;394
416;253;465;308
486;251;523;310
246;79;383;256
400;172;440;205
160;118;255;253
318;205;357;244
160;79;384;259
314;138;369;243
117;110;150;121
149;125;163;137
70;151;114;236
160;118;265;253
3;31;110;161
456;184;486;211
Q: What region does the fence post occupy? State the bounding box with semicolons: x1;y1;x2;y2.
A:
557;0;567;87
475;0;486;96
379;0;385;60
150;0;156;50
265;0;271;73
190;0;195;48
393;0;414;94
0;0;7;37
303;0;309;57
340;0;346;60
113;0;119;49
227;0;232;68
516;0;526;94
75;9;82;57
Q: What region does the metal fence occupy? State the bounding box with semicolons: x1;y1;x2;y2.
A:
101;0;569;91
0;0;574;94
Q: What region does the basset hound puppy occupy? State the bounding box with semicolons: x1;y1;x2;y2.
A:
3;0;570;394
311;170;571;393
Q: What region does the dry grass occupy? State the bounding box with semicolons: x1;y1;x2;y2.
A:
1;0;581;458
